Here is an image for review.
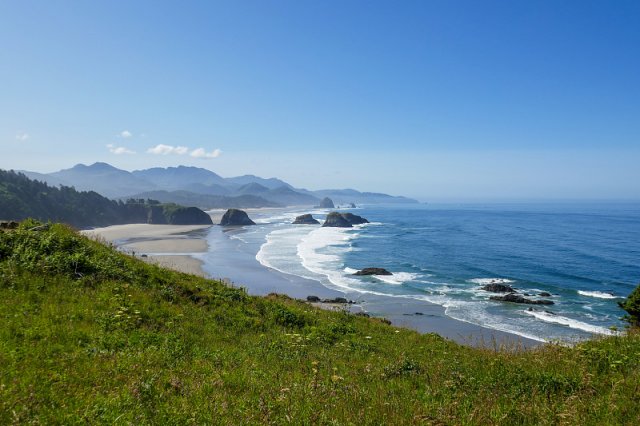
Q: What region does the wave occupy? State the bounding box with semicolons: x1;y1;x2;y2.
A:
297;227;363;292
467;278;515;285
375;272;421;285
577;290;619;299
523;310;618;336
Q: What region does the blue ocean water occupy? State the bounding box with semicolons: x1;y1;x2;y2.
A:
231;203;640;343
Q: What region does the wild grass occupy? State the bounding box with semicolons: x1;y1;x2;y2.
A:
1;222;639;424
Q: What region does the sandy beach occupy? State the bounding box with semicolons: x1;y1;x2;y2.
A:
82;210;541;349
82;223;212;276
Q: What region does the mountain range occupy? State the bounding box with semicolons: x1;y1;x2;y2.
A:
21;162;417;209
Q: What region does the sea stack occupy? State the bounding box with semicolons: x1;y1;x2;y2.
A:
353;268;392;276
293;214;320;225
319;197;335;208
322;212;369;228
219;209;256;226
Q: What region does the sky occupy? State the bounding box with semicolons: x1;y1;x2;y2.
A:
1;0;639;201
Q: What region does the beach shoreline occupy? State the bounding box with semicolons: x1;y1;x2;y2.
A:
82;210;541;349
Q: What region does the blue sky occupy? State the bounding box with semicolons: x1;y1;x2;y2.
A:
1;0;639;200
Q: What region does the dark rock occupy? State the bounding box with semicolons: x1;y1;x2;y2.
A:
318;197;335;208
322;297;349;304
350;203;356;208
164;206;213;225
539;292;552;297
293;214;320;225
219;209;256;226
354;311;370;318
354;267;393;276
322;212;369;228
141;254;148;258
490;293;555;305
481;283;515;293
415;312;424;316
0;221;19;230
306;295;321;302
322;212;352;227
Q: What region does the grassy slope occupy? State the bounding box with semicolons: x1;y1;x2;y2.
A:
1;222;639;425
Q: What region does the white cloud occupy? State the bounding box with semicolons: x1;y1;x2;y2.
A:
146;144;189;155
119;130;132;139
107;144;135;155
16;131;29;141
190;148;222;159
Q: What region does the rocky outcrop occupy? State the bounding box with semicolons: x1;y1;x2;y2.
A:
165;206;213;225
481;283;515;293
306;295;353;304
0;221;19;230
219;209;256;226
539;292;552;297
490;293;554;305
318;197;335;208
322;212;369;228
293;214;320;225
354;268;392;276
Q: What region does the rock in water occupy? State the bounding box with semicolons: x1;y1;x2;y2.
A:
293;214;320;225
340;213;369;225
219;209;256;226
322;212;370;228
319;197;335;208
481;283;515;293
165;206;213;225
354;268;393;276
490;293;554;305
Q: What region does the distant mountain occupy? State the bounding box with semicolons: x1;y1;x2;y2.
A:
312;189;418;205
236;182;270;195
126;190;280;209
226;175;293;190
20;162;418;207
0;170;211;227
132;166;227;190
50;162;156;198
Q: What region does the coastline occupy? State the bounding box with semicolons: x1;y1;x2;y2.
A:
83;212;541;349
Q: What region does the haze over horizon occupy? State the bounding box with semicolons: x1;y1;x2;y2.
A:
1;1;639;201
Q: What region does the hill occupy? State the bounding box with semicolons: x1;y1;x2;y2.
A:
0;170;212;227
0;222;638;423
22;163;418;207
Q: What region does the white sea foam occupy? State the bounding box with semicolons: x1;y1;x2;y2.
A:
468;278;515;285
343;267;359;274
578;290;618;299
375;272;421;285
297;227;363;292
523;310;618;336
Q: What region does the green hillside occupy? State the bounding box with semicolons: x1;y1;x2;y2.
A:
0;170;212;227
0;222;639;424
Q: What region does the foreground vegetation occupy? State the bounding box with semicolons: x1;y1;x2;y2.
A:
1;222;639;424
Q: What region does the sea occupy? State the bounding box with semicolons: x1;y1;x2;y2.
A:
207;202;640;344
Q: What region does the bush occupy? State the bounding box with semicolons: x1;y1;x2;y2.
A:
619;283;640;326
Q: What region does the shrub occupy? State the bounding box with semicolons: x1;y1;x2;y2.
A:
619;283;640;326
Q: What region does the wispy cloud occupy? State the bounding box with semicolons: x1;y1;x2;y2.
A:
147;144;189;155
16;131;29;141
119;130;132;139
190;148;222;159
107;144;135;155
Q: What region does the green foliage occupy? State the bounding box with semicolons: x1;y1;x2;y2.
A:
619;283;640;326
0;224;639;424
0;169;211;227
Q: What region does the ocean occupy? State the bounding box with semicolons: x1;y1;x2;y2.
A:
206;202;640;344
